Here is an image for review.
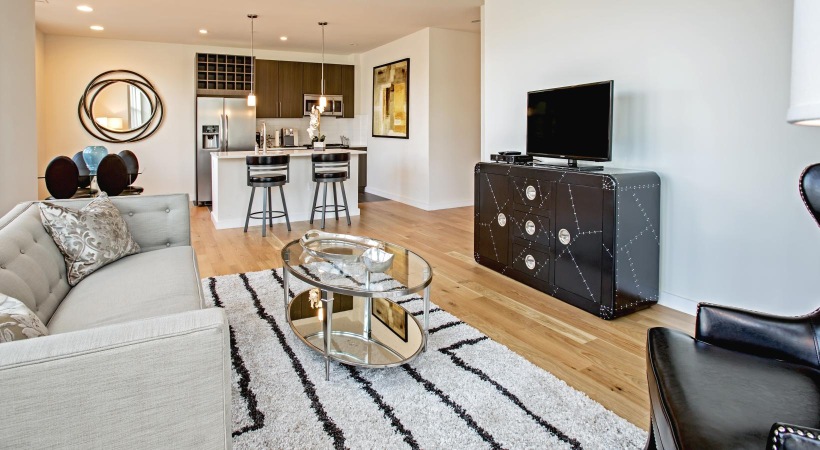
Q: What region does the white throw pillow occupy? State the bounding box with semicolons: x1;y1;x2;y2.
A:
0;294;49;343
39;194;140;286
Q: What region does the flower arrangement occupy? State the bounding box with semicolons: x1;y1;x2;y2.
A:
307;105;326;144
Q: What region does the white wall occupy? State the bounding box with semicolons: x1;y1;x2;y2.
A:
356;28;432;209
356;28;480;210
36;29;47;199
0;0;38;214
429;28;481;209
41;35;354;199
484;0;820;315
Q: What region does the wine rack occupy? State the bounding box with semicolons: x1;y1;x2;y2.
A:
196;53;254;96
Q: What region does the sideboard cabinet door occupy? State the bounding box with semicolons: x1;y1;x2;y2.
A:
477;172;510;265
554;183;603;303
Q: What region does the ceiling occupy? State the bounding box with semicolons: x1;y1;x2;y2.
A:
35;0;482;54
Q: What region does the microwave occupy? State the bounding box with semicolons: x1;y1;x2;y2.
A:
304;94;344;117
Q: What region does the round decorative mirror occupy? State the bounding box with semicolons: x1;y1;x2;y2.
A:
78;70;164;143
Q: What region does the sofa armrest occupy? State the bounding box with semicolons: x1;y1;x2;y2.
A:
0;308;231;449
695;303;820;368
45;193;192;252
770;423;820;450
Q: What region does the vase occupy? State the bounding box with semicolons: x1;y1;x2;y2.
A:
313;141;326;150
82;146;108;174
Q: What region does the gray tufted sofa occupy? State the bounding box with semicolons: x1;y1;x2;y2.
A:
0;194;231;449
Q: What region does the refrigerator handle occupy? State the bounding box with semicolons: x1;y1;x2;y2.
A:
219;114;225;151
225;114;229;151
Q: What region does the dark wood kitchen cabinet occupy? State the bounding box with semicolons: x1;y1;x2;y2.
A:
303;63;342;95
278;61;303;118
254;59;279;118
255;59;355;119
341;65;355;118
474;163;661;319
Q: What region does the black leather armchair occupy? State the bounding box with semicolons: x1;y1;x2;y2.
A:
645;164;820;450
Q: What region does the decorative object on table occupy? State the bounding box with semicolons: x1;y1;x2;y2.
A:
82;145;108;173
44;156;80;199
372;58;409;138
310;153;352;229
361;246;394;272
0;294;49;343
243;154;292;236
299;229;382;263
96;154;130;196
204;267;644;449
371;297;408;341
38;193;140;286
78;70;164;143
118;150;144;195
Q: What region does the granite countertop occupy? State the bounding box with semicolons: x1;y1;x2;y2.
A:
211;148;367;159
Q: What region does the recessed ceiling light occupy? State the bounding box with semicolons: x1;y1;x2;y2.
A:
199;29;208;34
77;5;93;12
280;36;288;41
90;25;104;31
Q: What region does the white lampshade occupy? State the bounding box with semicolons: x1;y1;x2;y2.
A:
107;117;124;130
247;93;256;107
788;0;820;126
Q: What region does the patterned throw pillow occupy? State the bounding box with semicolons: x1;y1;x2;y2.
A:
39;194;140;286
0;294;49;343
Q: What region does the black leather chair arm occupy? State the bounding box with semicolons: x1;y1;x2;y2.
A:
770;423;820;450
695;303;820;369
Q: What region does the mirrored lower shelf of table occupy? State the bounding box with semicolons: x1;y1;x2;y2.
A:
287;289;425;369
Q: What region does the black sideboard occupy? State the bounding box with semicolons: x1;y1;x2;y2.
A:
474;162;661;319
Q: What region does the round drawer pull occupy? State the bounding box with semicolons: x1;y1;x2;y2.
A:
525;220;536;235
497;213;507;227
525;254;536;270
558;228;571;245
525;185;537;201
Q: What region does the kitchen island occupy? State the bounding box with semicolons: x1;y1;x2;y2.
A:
210;148;365;230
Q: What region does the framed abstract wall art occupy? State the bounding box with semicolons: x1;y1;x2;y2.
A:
372;58;409;139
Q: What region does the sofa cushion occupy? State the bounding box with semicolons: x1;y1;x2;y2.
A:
39;194;140;286
47;246;203;334
647;328;820;449
0;294;48;343
0;203;71;323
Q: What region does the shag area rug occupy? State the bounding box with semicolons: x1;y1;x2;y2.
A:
203;267;646;449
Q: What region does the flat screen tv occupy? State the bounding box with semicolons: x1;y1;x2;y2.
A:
526;80;613;168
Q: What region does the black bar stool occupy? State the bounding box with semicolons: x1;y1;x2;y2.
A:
310;153;351;230
244;155;291;237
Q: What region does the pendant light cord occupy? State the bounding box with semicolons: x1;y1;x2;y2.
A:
320;22;327;96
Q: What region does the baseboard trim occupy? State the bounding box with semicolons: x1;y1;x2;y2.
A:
364;187;472;211
658;291;698;316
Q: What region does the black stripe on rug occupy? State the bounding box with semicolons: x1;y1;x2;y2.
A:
411;308;441;316
439;337;583;450
270;269;295;299
240;273;347;450
429;320;463;334
345;366;420;450
402;364;502;449
207;277;265;437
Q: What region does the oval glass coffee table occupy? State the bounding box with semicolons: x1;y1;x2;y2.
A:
281;236;433;380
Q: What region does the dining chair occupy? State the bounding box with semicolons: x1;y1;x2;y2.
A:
71;151;96;198
118;150;144;195
96;154;129;196
44;156;79;199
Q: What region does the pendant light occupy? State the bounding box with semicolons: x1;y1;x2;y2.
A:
788;0;820;126
247;14;258;107
319;21;328;109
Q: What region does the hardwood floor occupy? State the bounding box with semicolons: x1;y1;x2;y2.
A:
190;199;694;431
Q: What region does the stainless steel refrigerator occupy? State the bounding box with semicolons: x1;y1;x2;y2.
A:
196;97;256;205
